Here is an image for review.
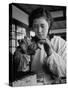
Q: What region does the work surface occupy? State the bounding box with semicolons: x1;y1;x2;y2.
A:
12;72;66;87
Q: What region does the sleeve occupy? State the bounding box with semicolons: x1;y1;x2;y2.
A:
45;36;66;78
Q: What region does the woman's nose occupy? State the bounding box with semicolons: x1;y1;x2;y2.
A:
38;27;42;33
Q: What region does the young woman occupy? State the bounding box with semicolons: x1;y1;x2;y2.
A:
29;8;66;83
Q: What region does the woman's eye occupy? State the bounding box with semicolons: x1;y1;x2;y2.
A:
33;25;37;29
41;25;44;28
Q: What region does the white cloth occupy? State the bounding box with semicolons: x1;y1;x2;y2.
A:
31;36;66;78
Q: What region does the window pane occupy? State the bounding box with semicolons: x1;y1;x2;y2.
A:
17;26;26;39
17;26;21;33
17;34;24;40
9;31;15;39
12;24;15;31
17;26;26;34
9;47;16;54
9;39;15;47
21;28;26;35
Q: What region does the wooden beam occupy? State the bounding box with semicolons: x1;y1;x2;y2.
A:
12;3;29;15
12;3;66;15
54;16;66;21
12;18;28;28
49;29;66;34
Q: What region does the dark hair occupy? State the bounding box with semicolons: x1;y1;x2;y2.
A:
29;8;53;33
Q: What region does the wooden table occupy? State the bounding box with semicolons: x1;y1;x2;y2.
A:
12;73;66;87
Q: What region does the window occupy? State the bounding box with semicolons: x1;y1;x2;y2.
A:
9;19;28;54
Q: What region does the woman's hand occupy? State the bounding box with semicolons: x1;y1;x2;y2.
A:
39;38;53;57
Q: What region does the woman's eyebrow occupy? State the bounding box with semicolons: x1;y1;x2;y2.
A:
41;24;45;26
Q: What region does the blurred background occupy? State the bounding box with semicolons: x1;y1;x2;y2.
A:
9;3;66;55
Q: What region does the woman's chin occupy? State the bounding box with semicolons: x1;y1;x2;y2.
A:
36;35;46;40
40;37;46;40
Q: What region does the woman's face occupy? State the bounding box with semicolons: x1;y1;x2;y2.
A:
33;17;49;39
